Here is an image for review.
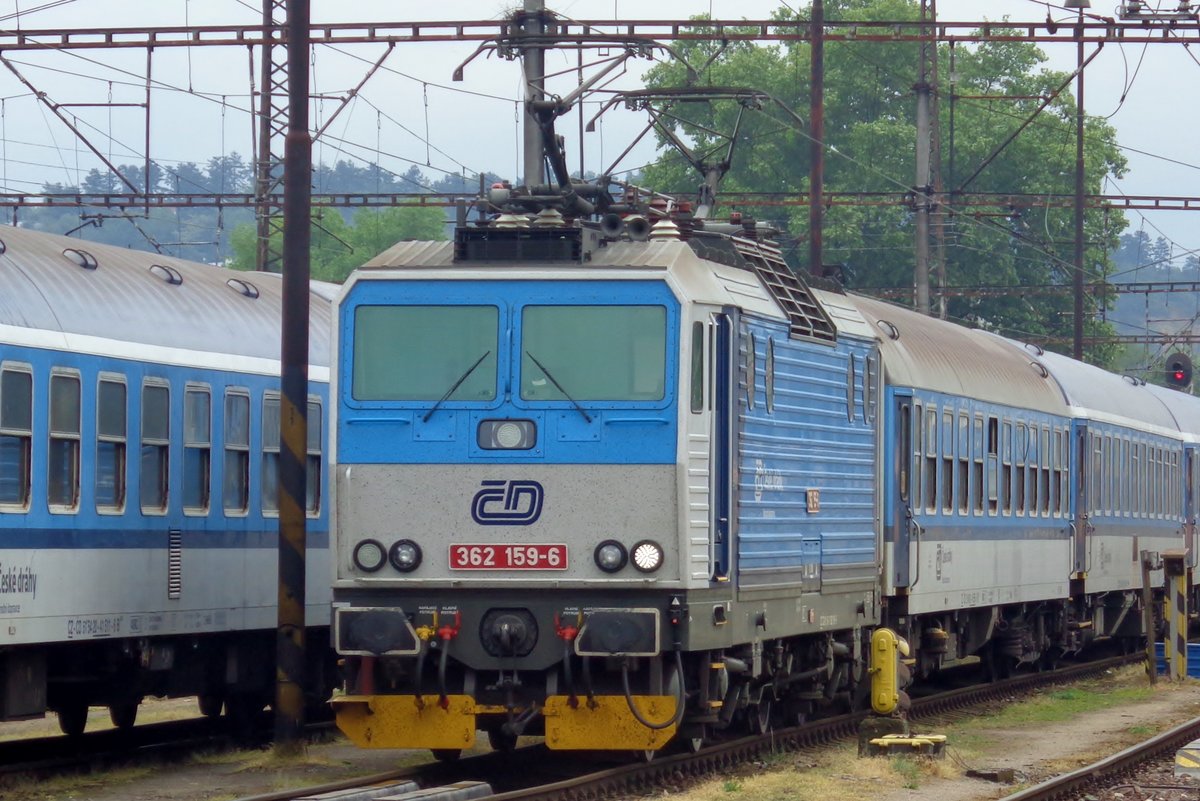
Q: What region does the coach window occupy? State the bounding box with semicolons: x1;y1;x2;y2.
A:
48;371;81;512
924;407;937;512
911;402;923;508
1039;427;1051;516
690;322;704;414
940;410;953;513
1060;430;1071;516
262;393;280;515
1132;441;1141;517
307;398;322;516
1113;438;1122;516
1015;422;1028;515
1001;421;1013;515
96;376;126;513
973;416;984;515
0;365;33;509
957;413;969;513
224;390;250;515
183;386;211;514
987;416;999;515
140;381;170;514
1157;447;1166;517
1032;429;1041;515
1051;429;1062;516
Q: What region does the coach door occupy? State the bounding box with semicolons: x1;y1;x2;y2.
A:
1187;448;1198;570
1072;424;1089;577
891;395;915;589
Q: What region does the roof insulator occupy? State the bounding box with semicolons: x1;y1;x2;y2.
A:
532;208;565;228
648;219;681;241
493;213;530;229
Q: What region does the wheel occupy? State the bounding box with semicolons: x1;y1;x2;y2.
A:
431;749;462;762
56;700;89;737
198;693;224;719
109;700;139;730
748;697;772;735
487;728;519;752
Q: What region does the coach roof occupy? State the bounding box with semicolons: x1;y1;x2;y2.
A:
844;293;1070;416
0;225;331;366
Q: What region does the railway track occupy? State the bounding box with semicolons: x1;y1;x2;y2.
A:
999;714;1200;801
0;711;334;779
230;652;1145;801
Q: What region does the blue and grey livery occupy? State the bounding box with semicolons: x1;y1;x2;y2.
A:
330;217;1200;757
0;224;334;735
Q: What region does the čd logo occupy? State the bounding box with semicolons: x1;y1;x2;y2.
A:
471;480;544;525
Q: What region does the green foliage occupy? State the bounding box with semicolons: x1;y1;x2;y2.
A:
19;157;458;275
640;1;1127;366
228;205;447;282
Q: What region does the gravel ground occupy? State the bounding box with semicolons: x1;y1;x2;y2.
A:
1091;754;1200;801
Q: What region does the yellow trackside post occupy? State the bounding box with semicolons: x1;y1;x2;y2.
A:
869;628;911;716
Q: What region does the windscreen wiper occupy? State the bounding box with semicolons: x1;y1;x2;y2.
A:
422;350;491;423
525;351;592;423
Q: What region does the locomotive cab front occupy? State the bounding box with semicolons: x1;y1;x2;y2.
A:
330;231;694;753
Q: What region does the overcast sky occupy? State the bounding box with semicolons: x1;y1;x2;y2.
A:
0;0;1195;257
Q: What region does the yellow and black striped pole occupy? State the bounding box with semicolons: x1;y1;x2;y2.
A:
1163;550;1189;682
275;0;312;754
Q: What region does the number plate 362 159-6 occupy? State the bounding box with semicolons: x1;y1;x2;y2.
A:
449;543;568;570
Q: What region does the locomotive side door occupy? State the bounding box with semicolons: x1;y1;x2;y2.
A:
710;311;734;581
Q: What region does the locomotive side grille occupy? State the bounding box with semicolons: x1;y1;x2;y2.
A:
732;237;837;343
167;529;182;600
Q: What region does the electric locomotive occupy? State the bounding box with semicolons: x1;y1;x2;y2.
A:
330;212;884;755
330;195;1200;757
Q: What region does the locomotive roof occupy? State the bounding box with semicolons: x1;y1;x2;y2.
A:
360;237;880;339
843;293;1071;416
1030;348;1185;434
0;224;332;367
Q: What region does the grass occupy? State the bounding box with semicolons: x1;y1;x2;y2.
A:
664;664;1197;801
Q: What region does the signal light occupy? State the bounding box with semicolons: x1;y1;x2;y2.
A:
1165;353;1193;389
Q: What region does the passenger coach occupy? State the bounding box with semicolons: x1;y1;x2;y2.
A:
0;225;334;734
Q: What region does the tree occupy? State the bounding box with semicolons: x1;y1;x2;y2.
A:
639;1;1128;366
228;204;447;282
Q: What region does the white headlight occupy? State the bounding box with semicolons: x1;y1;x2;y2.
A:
352;539;386;572
496;421;524;448
594;540;627;573
389;539;422;572
630;540;664;573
